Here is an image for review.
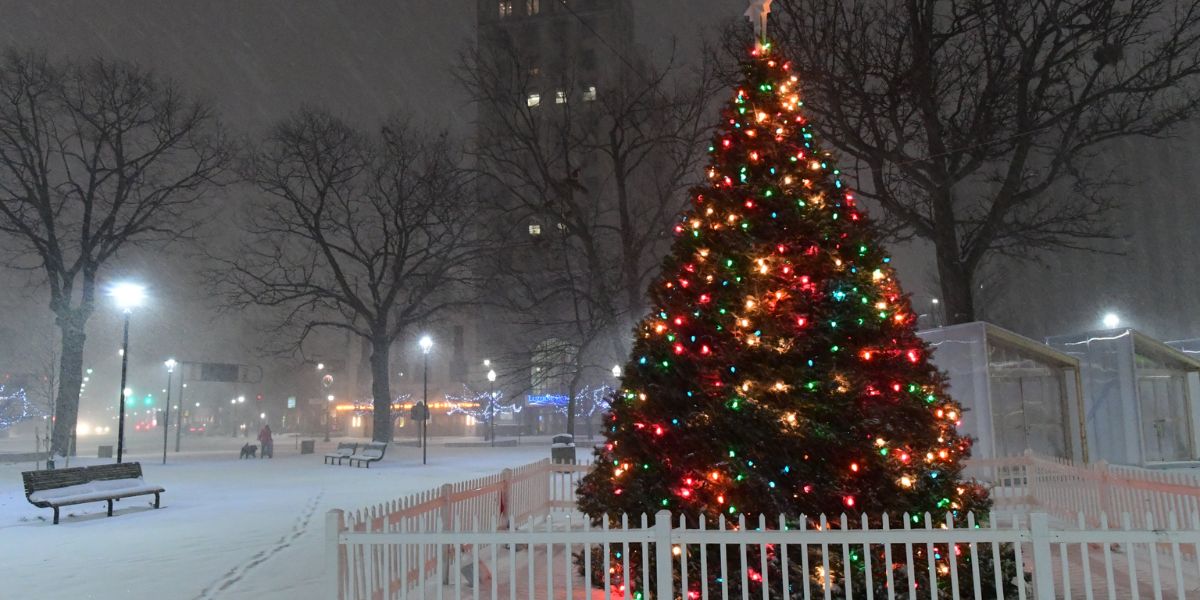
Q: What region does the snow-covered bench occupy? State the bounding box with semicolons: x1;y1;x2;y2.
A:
345;442;387;468
21;462;164;525
324;442;357;465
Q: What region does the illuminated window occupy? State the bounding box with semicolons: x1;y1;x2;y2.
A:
499;1;514;17
583;85;597;101
526;0;540;15
528;66;541;77
528;223;542;236
555;90;567;104
526;93;541;107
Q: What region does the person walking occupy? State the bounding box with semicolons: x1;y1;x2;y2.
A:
257;424;274;459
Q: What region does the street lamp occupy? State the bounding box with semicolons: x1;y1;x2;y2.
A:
487;368;497;447
419;335;433;465
162;359;176;465
111;282;145;464
1103;312;1121;329
612;365;621;378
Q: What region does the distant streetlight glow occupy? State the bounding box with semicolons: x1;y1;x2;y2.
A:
316;362;325;371
165;358;177;372
1103;312;1121;329
420;335;433;354
612;365;622;378
487;369;497;383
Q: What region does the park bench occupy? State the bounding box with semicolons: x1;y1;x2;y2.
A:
21;462;164;525
324;442;357;465
345;442;387;468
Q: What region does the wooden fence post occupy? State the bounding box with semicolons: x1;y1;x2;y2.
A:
326;509;345;600
1029;512;1055;600
1096;461;1113;524
441;483;453;585
501;468;513;528
654;510;673;600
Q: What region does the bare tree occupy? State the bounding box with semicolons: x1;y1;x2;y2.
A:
756;0;1200;323
457;40;715;435
211;109;481;442
0;48;228;458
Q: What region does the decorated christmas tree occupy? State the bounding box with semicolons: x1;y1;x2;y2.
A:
576;39;1005;596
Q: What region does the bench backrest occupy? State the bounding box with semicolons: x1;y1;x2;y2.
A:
22;462;143;497
360;442;386;458
337;442;357;452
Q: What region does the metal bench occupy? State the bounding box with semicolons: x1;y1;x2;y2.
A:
21;462;164;525
324;442;357;465
344;442;387;468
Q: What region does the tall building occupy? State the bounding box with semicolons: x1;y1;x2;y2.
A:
472;0;636;434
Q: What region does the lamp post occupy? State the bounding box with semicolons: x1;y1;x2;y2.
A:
175;382;186;453
111;282;145;464
487;368;497;447
420;335;432;465
162;359;176;464
325;394;335;442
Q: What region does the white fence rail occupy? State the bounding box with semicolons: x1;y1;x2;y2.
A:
330;508;1200;599
328;454;1200;599
966;453;1200;529
326;458;590;598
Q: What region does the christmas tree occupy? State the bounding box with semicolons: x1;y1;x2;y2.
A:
576;41;1001;595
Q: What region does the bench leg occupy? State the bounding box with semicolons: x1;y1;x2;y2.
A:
154;493;160;509
53;507;59;525
107;499;114;517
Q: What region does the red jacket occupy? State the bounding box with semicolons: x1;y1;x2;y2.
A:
257;427;273;444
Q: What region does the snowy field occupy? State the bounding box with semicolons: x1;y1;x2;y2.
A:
0;432;555;600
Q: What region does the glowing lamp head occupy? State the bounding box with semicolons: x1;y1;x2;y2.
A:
110;282;146;313
612;365;622;378
419;335;433;354
487;369;497;383
164;358;177;372
1103;312;1121;329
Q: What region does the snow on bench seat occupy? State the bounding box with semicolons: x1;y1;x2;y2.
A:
21;462;165;524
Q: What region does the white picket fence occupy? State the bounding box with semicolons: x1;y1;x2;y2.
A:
965;452;1200;530
327;455;1200;599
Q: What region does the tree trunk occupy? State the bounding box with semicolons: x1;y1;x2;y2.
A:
369;334;392;442
935;248;976;325
50;312;87;458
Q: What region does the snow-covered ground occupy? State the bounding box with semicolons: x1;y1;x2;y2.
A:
0;432;556;600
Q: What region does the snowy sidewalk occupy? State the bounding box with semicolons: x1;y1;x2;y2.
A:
0;437;549;600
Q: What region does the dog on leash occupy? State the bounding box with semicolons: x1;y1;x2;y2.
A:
239;443;258;459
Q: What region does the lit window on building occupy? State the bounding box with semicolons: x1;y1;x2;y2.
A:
555;90;567;104
526;0;540;15
499;1;514;17
528;66;541;77
583;85;597;102
527;93;541;107
528;223;542;236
